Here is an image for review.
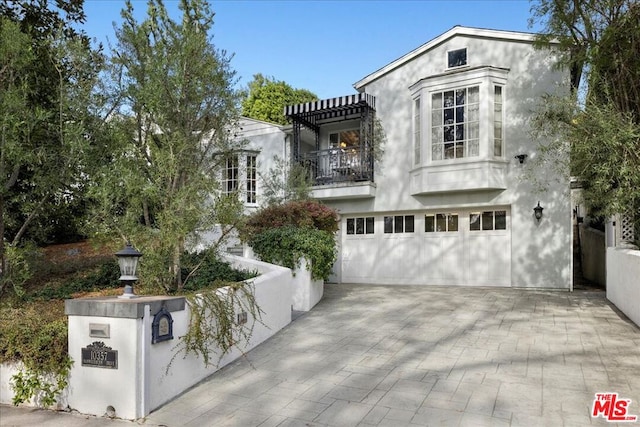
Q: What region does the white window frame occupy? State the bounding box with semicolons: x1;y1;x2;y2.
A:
430;86;480;161
446;47;468;69
409;66;509;165
246;154;257;204
413;97;421;166
346;216;375;236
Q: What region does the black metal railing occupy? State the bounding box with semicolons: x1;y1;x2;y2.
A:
301;147;374;185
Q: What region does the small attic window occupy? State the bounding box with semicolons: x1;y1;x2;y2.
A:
447;48;467;68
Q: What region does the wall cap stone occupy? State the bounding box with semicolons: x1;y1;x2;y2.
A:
65;296;185;319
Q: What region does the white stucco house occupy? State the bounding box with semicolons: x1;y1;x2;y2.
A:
228;26;572;289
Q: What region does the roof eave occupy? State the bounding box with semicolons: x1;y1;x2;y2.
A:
353;26;550;91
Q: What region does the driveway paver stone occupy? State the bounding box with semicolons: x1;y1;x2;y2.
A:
2;284;640;426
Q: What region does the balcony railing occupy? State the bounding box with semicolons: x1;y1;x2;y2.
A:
301;147;373;185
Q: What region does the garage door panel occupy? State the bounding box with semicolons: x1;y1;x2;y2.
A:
341;208;511;286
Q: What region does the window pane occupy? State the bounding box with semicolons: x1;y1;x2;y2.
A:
494;85;502;102
456;89;465;105
356;217;364;234
482;211;494;230
468;139;479;157
384;216;393;233
394;215;404;233
436;214;447;232
444;108;454;124
405;215;415;232
467;103;479;122
495;211;507;230
448;214;459;231
444;143;455;159
329;133;339;147
347;218;355;235
444;126;454;142
468;123;479;139
432;93;442;109
432;126;443;143
470;213;480;231
448;48;467;68
468;86;479;103
425;215;435;232
432;143;442;160
455;124;464;141
366;217;375;234
432;110;442;125
444;91;455;107
494;139;503;157
455;142;464;158
456;106;464;123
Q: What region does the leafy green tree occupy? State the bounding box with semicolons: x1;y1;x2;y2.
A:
0;10;101;295
241;74;318;125
92;0;244;292
529;0;640;230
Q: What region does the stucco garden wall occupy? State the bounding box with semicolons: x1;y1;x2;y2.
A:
607;247;640;327
1;255;313;420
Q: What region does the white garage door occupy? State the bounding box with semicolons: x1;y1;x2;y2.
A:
341;208;511;286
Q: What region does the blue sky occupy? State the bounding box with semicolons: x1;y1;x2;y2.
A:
83;0;539;99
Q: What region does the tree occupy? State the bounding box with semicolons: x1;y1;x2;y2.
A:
91;0;244;292
529;0;633;92
241;74;318;125
0;2;102;295
529;0;640;233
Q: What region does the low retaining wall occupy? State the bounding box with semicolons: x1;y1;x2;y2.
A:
607;247;640;327
0;255;295;420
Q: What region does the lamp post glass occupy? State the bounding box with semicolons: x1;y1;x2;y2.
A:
115;243;142;297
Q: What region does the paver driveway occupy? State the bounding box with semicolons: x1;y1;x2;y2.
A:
142;284;640;426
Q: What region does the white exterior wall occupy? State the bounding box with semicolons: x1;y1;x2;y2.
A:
607;248;640;327
62;255;293;420
326;28;571;289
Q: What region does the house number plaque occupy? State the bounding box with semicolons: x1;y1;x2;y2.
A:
151;307;174;344
81;341;118;369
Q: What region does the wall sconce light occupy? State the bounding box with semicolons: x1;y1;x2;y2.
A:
515;154;528;164
116;242;143;299
533;201;544;222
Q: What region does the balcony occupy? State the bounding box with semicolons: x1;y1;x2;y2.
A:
302;148;373;185
285;93;378;200
301;148;376;200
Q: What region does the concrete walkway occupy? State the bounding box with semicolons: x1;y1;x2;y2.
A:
3;284;640;426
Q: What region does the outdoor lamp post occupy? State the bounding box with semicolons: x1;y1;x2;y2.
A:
533;201;544;222
116;242;143;299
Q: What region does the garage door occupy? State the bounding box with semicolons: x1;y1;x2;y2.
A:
341;208;511;286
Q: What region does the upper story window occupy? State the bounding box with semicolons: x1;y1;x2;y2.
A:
246;154;257;204
329;129;360;149
494;86;503;157
431;86;479;160
413;98;421;165
447;48;467;68
223;153;258;205
223;155;239;194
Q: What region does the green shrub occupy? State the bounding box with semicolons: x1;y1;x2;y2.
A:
248;226;336;281
30;260;120;300
241;200;338;241
0;303;71;406
181;250;257;291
